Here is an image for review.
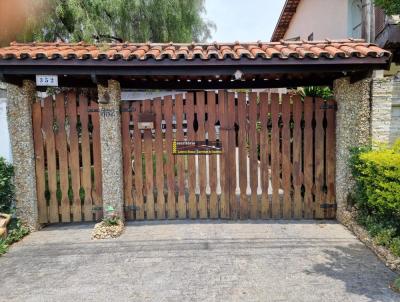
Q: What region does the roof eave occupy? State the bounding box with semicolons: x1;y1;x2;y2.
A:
0;56;391;77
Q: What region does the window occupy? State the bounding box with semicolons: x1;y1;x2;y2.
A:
349;0;362;38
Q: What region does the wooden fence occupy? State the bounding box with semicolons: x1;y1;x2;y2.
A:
32;90;102;223
121;91;336;220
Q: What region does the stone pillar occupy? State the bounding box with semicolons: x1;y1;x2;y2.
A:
97;80;124;218
371;77;393;145
6;80;39;230
333;77;371;220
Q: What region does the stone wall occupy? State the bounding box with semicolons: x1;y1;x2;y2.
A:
390;78;400;144
371;75;400;145
371;77;393;144
333;77;371;218
6;81;39;230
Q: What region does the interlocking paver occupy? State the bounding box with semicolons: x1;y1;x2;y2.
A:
0;221;398;302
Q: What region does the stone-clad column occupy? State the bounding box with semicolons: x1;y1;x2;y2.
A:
333;77;371;220
97;80;124;219
6;80;39;230
371;77;393;145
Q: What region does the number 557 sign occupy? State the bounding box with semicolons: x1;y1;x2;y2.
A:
36;75;58;87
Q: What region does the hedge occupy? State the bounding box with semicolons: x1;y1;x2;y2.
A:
350;140;400;256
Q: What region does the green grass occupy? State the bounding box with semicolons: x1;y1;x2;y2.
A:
391;277;400;293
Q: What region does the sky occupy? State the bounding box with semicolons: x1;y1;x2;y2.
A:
205;0;286;42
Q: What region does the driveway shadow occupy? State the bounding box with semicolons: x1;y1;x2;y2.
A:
310;244;399;301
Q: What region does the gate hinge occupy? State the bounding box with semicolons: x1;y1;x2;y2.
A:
320;203;337;209
320;104;337;110
124;205;141;211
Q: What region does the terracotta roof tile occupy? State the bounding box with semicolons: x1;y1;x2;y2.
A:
0;40;391;62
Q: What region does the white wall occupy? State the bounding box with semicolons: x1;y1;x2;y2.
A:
0;98;12;162
284;0;350;40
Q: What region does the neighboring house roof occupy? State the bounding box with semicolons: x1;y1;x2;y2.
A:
0;40;390;61
271;0;301;42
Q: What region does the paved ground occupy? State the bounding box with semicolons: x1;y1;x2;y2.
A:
1;221;398;302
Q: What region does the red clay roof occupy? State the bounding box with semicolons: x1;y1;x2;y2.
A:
0;40;391;61
271;0;301;42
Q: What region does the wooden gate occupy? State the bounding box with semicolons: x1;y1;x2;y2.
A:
32;90;103;223
121;90;336;220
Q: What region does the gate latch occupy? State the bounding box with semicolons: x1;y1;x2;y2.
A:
138;112;155;130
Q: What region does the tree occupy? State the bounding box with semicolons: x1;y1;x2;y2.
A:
374;0;400;16
14;0;215;44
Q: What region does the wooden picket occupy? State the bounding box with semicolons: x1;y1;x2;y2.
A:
119;90;337;221
32;90;102;223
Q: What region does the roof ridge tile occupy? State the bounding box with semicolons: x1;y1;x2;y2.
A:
0;40;391;63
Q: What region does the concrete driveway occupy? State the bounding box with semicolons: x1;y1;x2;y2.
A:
0;221;398;302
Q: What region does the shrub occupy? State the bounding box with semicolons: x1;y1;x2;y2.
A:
0;158;29;256
297;86;333;100
0;157;14;214
350;140;400;256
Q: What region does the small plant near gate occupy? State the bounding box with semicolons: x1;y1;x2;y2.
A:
391;277;400;293
92;205;124;240
102;206;121;226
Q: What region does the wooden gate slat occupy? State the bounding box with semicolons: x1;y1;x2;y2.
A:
132;102;144;220
227;92;237;219
143;100;155;219
55;93;70;222
79;94;93;221
249;92;259;219
292;95;303;219
186;93;197;219
281;94;292;219
303;97;314;219
32;101;47;223
270;93;281;218
259;92;270;219
89;100;102;220
174;95;185;219
121;102;133;220
237;92;248;219
164;95;176;219
207;91;219;218
315;97;326;219
154;98;166;219
67;91;82;222
325;99;336;219
196;92;208;218
219;90;230;219
43;96;59;223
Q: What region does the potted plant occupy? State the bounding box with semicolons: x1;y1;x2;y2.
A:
0;213;11;240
